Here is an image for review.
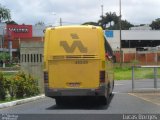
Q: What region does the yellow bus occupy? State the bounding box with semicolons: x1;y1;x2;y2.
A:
44;25;115;105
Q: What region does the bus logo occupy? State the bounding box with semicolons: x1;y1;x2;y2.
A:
60;41;88;53
70;33;79;39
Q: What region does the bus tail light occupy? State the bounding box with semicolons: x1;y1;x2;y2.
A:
100;71;105;83
44;71;48;84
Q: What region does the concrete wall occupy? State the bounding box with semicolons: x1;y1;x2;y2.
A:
20;41;44;93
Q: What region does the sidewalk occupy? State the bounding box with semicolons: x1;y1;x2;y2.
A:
0;94;45;109
129;91;160;106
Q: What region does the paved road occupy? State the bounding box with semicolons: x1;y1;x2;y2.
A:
0;80;160;120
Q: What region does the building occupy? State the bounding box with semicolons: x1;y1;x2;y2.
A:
105;30;160;63
105;30;160;50
0;23;45;61
129;24;152;30
1;22;160;64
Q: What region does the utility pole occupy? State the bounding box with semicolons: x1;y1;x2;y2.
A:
119;0;122;67
59;18;62;26
99;0;104;17
2;28;5;50
101;4;104;17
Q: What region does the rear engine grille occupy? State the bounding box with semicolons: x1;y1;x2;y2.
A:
51;55;99;60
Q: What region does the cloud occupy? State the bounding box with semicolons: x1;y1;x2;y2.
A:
122;0;160;24
1;0;160;25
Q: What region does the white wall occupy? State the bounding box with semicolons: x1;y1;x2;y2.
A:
122;30;160;40
104;30;120;50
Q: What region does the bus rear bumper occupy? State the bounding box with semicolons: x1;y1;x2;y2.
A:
45;86;106;98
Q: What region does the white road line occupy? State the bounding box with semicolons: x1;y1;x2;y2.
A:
128;93;160;106
115;84;124;86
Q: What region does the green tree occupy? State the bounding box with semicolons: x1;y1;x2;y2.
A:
98;12;119;29
150;18;160;30
105;12;119;27
98;12;133;30
98;16;107;29
121;20;134;30
0;4;11;22
0;52;10;68
5;20;18;25
110;20;134;30
0;72;7;100
82;22;98;26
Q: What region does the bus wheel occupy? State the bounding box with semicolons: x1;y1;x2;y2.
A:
55;97;64;106
99;96;107;105
100;84;110;105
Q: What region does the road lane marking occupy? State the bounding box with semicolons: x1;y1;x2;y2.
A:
112;92;118;94
113;92;128;94
128;93;160;106
115;84;124;86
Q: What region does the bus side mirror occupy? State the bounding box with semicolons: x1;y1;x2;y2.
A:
105;53;116;63
105;53;111;59
105;53;109;58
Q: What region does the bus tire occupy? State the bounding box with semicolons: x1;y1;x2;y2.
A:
55;97;63;106
100;96;107;105
100;85;110;105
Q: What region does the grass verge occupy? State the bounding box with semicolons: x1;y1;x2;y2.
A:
3;72;17;79
114;66;159;80
0;98;17;104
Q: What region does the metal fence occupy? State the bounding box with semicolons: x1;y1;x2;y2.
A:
132;66;160;91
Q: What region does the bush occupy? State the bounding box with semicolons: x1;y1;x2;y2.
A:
5;78;16;100
12;72;40;98
13;73;25;98
0;71;40;101
24;75;39;97
0;72;7;100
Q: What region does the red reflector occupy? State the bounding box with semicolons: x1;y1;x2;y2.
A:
100;71;105;83
44;71;48;83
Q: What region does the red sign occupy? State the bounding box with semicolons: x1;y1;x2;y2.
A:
7;24;32;39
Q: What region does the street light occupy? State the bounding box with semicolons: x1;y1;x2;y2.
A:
99;0;104;17
0;27;4;49
119;0;122;66
0;25;7;68
51;12;62;26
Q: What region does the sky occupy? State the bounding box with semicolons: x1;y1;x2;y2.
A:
1;0;160;26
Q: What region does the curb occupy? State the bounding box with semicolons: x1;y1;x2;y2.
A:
0;94;45;109
132;89;160;93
